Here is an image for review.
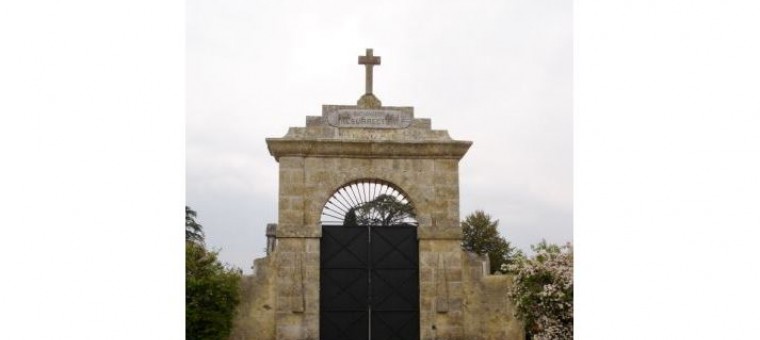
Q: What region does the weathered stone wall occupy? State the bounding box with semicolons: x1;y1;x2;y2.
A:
230;256;276;340
462;253;525;340
419;240;465;339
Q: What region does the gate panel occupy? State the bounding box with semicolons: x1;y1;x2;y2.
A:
320;225;419;340
370;226;419;340
321;226;369;340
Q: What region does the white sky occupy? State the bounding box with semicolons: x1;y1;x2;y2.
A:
187;0;572;272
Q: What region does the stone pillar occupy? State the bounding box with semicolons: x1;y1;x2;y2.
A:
266;223;277;255
273;237;319;340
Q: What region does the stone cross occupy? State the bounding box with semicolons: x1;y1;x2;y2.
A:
358;48;381;95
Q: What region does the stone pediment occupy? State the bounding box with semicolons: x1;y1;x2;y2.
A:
266;104;472;160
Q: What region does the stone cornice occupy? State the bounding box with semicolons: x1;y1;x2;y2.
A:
266;138;472;161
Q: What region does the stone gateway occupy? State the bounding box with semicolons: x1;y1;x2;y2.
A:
230;49;524;340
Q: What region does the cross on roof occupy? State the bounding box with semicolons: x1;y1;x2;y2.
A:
358;48;381;95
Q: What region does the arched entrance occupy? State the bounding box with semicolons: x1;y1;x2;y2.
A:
229;49;527;340
319;180;420;340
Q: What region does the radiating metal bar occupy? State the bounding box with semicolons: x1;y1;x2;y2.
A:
339;187;359;209
329;198;351;217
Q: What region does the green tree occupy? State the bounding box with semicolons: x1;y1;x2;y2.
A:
461;210;521;274
343;194;416;227
186;206;204;244
185;206;242;340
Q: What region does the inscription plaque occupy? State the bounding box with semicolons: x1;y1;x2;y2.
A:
326;109;413;129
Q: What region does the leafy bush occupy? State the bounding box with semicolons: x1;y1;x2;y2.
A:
185;206;242;340
186;242;242;340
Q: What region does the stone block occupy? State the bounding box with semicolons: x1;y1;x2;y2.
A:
419;252;437;267
448;267;463;282
276;253;295;267
371;158;393;170
280;168;303;182
434;185;458;200
305;170;331;184
275;239;304;252
304;238;320;253
434;159;458;172
278;209;302;225
304;265;319;282
279;183;304;196
420;267;433;282
433;171;458;185
448;282;463;298
279;156;304;169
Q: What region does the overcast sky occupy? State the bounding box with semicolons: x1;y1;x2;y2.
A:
187;0;572;272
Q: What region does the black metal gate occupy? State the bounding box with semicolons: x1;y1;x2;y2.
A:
320;225;419;340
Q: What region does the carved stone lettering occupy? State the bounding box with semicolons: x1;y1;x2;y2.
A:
326;109;413;129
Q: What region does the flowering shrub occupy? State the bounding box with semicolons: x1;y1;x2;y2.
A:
505;241;573;340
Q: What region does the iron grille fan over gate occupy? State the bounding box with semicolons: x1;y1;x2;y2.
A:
320;180;418;227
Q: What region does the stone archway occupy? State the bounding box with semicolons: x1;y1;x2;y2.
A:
231;49;525;340
264;102;472;339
